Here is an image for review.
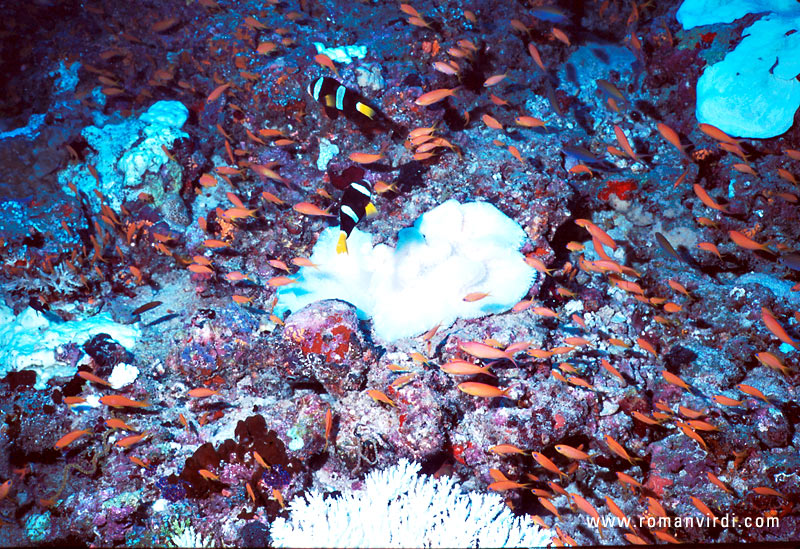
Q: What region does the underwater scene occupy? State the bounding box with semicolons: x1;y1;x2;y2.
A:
1;0;799;546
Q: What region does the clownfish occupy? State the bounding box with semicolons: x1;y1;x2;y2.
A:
307;77;379;123
336;180;377;254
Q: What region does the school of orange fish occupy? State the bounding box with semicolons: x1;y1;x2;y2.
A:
0;0;798;545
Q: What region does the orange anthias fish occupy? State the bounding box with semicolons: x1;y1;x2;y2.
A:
415;88;459;106
349;152;385;164
293;202;334;217
531;451;567;479
54;429;91;449
115;432;148;448
459;341;515;363
100;395;150;409
729;230;770;252
555;444;592;462
488;444;528;455
105;418;136;431
188;388;220;398
604;435;637;463
457;382;510;398
613;125;640;163
77;371;111;386
440;360;495;376
761;307;799;349
314;53;339;77
367;389;396;407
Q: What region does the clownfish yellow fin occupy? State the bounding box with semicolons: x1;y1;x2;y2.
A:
336;231;349;254
365;202;377;217
355;102;376;119
323;94;336;108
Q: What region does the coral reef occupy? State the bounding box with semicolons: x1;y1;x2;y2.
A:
0;0;798;547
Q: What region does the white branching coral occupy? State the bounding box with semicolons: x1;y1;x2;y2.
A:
166;518;215;548
270;459;550;548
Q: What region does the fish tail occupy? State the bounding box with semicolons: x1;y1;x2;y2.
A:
336;231;349;254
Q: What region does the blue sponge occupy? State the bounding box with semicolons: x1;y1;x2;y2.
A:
677;0;800;138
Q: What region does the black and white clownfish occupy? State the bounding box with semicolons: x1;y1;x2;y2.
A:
307;76;379;123
337;179;377;254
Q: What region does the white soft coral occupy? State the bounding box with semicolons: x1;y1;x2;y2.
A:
275;200;535;342
269;459;551;548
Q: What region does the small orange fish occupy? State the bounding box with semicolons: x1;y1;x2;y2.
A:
415;88;459;106
656;122;686;156
539;496;561;519
604;435;636;464
729;230;769;252
693;184;729;213
574;219;617;249
697;241;722;259
761;307;799;349
440;360;494;377
129;456;150;469
631;411;661;426
616;472;642;490
293;202;334;217
433;61;459;76
531;451;567;479
515;115;547;128
77;371;111;386
600;358;625;383
99;395;150;409
268;259;290;272
0;480;11;501
314;53;339;77
613;125;639;163
489;444;528;455
268;276;297;287
459;341;514;363
54;429;91;449
324;408;333;450
207;82;231;103
373;180;397;194
554;444;592;461
64;396;87;405
637;337;658;357
198;468;220;481
261;191;285;205
291;257;318;268
677;422;708;449
367;389;396;407
189;264;214;275
686;420;719;432
730;160;758;176
349;152;384;164
753;486;787;500
203;239;230;248
483;73;508;87
528;43;545;71
188;388;219;398
246;482;256;504
737;383;769;403
105;418;136;431
115;432;148;448
755;351;790;375
712;394;744;407
571;493;603;537
482;114;503;130
488;480;529;491
458;382;509;398
698;123;739;145
661;370;689;390
463;291;490;302
551;27;570;46
223;207;258;220
706;471;733;494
